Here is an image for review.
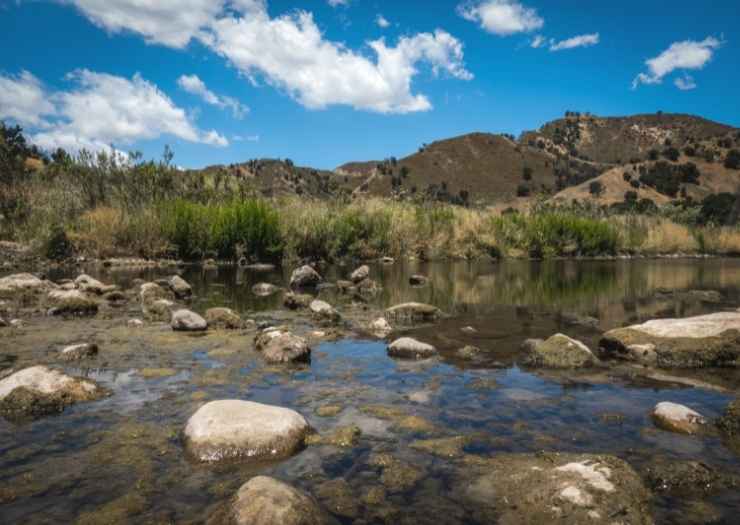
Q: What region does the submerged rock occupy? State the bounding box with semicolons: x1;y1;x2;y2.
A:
184;400;311;463
283;292;314;310
717;398;740;436
643;459;736;494
350;265;370;283
410;435;471;458
168;275;192;299
0;366;106;419
290;265;322;289
651;402;707;435
205;307;242;329
309;300;341;323
252;282;280;297
316;479;360;519
59;343;98;361
171;309;208;332
305;425;361;447
600;312;740;368
255;329;311;364
522;334;597;368
369;317;392;336
456;345;481;360
464;453;652;525
557;312;600;329
368;453;424;493
227;476;327;525
387;337;437;359
385;302;441;324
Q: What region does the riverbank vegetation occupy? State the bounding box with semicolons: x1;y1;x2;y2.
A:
3;122;740;263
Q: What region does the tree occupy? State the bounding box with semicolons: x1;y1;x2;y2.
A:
522;166;533;181
516;184;530;197
725;149;740;170
589;180;604;197
699;193;738;225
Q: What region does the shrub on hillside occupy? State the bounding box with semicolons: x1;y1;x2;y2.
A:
725;150;740;170
589;181;604;197
698;193;738;226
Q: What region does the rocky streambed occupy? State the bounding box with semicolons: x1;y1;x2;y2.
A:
1;258;740;524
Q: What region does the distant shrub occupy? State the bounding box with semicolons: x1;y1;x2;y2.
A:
623;173;632;182
517;184;531;197
662;147;680;162
639;161;700;197
589;181;604;196
625;191;638;203
648;149;659;161
629;179;640;189
699;193;737;226
522;166;533;181
725;150;740;170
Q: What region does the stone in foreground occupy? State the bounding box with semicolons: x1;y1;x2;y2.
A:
387;337;437;359
0;366;106;418
464;453;653;525
600;312;740;368
184;400;311;463
651;402;707;435
228;476;327;525
171;309;208;332
59;343;99;361
290;265;322;289
384;302;441;324
522;333;597;368
255;329;311;364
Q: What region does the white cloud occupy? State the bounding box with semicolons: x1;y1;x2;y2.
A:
376;15;390;29
205;8;472;113
530;34;546;48
0;69;228;153
65;1;471;114
327;0;349;7
233;134;260;142
632;37;721;89
458;0;543;36
0;71;56;127
549;33;599;52
674;74;697;91
177;74;249;118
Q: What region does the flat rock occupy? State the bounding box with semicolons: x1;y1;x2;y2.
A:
59;343;98;361
387;337;437;359
227;476;327;525
651;402;707;435
384;302;441;324
464;453;653;525
290;265;322;289
0;366;105;418
0;273;56;296
255;330;311;364
205;307;242;329
522;333;597;368
171;309;208;332
252;282;280;297
600;312;740;368
47;289;99;316
74;274;114;294
184;400;311;462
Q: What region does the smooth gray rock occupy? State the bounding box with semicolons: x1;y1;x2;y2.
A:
387;337;437;359
290;265;322;289
171;309;208;332
350;265;370;284
255;329;311;364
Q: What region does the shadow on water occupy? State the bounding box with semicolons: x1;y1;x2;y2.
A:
3;258;740;523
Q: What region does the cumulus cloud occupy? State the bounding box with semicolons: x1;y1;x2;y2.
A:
376;15;390;29
458;0;543;36
205;8;472;113
177;74;249;118
0;71;56;127
674;74;697;91
66;0;471;114
549;33;599;51
632;37;721;89
0;69;227;153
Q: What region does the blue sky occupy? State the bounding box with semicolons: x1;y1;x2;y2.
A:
1;0;738;169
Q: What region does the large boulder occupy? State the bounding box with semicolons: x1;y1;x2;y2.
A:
309;300;341;323
184;400;311;463
350;265;369;284
171;309;208;332
0;366;106;419
651;402;707;435
384;302;441;324
168;275;192;299
47;289;99;316
387;337;437;359
0;273;56;297
74;274;115;295
255;330;311;364
522;334;598;368
205;307;242;329
600;312;740;368
228;476;327;525
464;453;653;525
290;265;322;289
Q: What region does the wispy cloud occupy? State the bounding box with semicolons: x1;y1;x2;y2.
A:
177;74;249;119
632;36;721;89
376;14;390;29
549;33;599;52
